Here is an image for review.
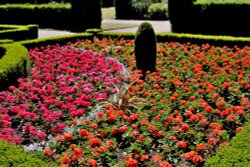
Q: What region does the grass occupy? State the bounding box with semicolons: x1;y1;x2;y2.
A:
101;7;115;19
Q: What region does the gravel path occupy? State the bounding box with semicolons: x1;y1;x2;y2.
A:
38;19;171;38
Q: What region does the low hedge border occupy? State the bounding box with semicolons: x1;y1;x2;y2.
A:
0;43;29;91
99;32;250;47
0;39;14;44
205;123;250;167
0;24;38;41
0;140;57;167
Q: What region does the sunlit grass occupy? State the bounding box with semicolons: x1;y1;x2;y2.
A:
102;7;115;19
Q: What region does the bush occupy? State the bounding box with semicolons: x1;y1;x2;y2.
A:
71;0;102;32
131;0;161;19
0;0;70;4
101;0;114;7
115;0;133;19
0;24;38;41
0;44;29;91
0;140;57;167
205;123;250;167
134;22;157;77
148;2;168;20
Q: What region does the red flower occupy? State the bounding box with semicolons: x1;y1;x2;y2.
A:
89;137;101;146
226;114;236;121
152;155;162;163
181;123;189;132
44;148;53;157
148;124;157;132
192;155;203;164
61;154;71;164
208;137;219;145
87;159;97;167
126;158;138;167
79;129;88;137
236;126;243;133
160;161;173;167
196;143;206;152
64;133;73;140
119;126;128;133
177;141;187;149
184;151;197;161
73;148;83;157
90;123;98;129
137;135;144;142
140;154;149;161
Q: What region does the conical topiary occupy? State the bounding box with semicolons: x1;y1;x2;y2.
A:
134;22;157;78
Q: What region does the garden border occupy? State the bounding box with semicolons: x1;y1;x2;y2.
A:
0;24;38;41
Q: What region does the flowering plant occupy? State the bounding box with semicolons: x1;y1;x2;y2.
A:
0;38;249;167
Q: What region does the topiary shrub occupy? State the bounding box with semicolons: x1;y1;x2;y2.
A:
148;2;168;20
134;22;157;78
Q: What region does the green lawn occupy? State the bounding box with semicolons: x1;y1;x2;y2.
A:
102;7;115;19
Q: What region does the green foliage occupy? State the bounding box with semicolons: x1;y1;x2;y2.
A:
115;0;133;19
101;0;114;7
169;0;250;36
0;140;57;167
0;24;38;41
205;123;250;167
0;39;13;44
0;43;29;91
196;0;250;4
148;3;169;20
71;0;102;32
19;33;93;49
0;0;70;4
131;0;160;19
0;3;71;30
134;22;157;76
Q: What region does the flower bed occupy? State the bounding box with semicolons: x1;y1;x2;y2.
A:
0;38;249;166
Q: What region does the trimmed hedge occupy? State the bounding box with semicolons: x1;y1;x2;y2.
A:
0;43;29;91
0;2;102;32
169;0;250;36
0;3;72;30
99;32;250;48
115;0;133;19
0;140;57;167
19;32;93;49
205;123;250;167
0;0;70;4
71;0;102;32
0;24;38;41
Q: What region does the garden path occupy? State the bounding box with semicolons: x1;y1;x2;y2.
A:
38;19;171;38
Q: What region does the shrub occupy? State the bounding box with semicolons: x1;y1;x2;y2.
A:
101;0;114;7
0;24;38;41
148;3;168;20
71;0;102;32
0;140;57;167
115;0;133;19
205;123;250;167
134;22;157;77
0;44;30;91
131;0;161;19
